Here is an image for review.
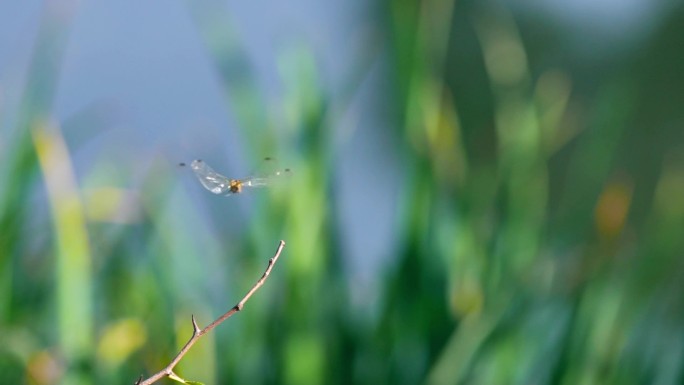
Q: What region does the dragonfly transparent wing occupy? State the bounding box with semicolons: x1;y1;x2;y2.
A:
188;160;233;194
240;165;292;189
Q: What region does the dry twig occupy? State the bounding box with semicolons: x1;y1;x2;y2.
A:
134;240;286;385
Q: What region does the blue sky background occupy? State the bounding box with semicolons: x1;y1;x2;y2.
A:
0;0;671;289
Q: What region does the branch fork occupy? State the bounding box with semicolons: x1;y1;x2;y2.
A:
134;240;286;385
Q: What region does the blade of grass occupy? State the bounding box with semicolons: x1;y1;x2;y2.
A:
32;122;93;380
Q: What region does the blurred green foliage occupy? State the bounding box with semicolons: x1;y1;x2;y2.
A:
2;1;684;384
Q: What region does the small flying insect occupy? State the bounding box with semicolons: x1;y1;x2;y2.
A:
180;158;291;195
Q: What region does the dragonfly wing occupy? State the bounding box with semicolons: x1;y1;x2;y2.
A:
189;160;233;194
241;177;270;188
241;158;292;188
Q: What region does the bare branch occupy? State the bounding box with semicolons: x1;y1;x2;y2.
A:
135;240;286;385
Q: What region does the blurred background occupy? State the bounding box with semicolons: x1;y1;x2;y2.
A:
1;0;684;384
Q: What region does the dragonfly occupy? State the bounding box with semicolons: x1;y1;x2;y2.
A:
180;158;291;195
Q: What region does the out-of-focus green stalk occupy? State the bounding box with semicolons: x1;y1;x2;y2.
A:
0;1;88;382
32;123;93;385
0;0;79;323
277;45;332;385
473;8;546;279
403;0;457;151
381;0;463;383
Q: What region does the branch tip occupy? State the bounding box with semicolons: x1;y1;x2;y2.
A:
191;315;201;334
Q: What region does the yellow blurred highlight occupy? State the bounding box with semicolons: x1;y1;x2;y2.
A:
83;187;142;223
27;350;62;385
595;177;633;240
32;121;93;364
96;318;147;368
